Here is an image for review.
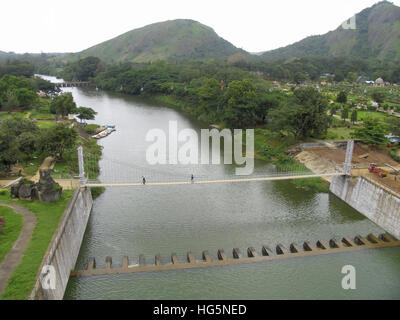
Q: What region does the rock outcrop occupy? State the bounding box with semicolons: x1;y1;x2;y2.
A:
36;169;62;203
10;169;62;203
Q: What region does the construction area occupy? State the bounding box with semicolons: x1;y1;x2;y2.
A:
295;141;400;194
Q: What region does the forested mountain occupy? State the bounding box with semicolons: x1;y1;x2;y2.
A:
71;19;245;64
261;1;400;62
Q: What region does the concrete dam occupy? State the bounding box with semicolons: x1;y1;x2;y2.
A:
330;175;400;239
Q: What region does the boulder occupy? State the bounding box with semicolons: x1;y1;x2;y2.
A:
18;183;35;200
36;169;62;203
9;170;62;203
10;179;35;200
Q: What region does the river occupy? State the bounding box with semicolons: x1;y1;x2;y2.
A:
46;83;400;299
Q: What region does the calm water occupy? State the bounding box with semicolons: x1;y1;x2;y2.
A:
57;86;400;300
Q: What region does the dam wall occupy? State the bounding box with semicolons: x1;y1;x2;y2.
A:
29;187;93;300
330;175;400;239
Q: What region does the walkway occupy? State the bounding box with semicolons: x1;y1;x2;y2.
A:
0;203;36;295
85;172;344;188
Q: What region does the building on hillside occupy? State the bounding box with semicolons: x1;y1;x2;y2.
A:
375;77;385;87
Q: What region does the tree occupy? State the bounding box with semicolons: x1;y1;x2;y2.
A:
352;118;388;146
223;79;258;128
341;108;349;120
293;72;308;84
268;87;329;139
337;91;347;104
1;117;38;137
255;93;279;124
0;117;39;169
371;91;385;104
384;117;400;136
350;110;358;124
198;78;222;112
2;90;19;110
15;88;36;108
38;124;78;159
16;132;39;159
75;107;97;123
50;93;76;117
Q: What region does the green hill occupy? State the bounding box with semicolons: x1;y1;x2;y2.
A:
261;1;400;61
72;19;244;63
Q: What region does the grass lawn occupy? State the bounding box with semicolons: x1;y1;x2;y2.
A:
0;206;24;264
0;189;74;300
36;120;57;129
327;127;353;140
357;111;389;121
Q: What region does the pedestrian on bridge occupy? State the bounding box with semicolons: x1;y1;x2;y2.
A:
142;176;146;185
191;174;194;183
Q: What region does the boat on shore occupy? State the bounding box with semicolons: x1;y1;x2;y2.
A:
92;125;116;139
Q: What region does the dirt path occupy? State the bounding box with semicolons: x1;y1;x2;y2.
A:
0;203;36;296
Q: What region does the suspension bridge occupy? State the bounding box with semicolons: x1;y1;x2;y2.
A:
76;141;354;188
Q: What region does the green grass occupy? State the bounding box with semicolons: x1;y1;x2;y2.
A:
0;190;74;300
253;128;329;193
0;206;24;264
36;120;57;129
357;111;389;121
327;127;353;140
20;156;44;177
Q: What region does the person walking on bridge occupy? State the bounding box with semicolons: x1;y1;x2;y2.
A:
191;174;194;183
142;176;146;185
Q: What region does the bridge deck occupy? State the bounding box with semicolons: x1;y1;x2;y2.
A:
70;233;400;277
85;172;344;187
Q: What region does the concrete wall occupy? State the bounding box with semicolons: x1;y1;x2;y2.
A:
29;187;93;300
330;175;400;239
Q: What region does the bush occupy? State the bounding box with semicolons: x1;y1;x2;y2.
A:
84;124;100;135
390;147;400;163
90;187;105;199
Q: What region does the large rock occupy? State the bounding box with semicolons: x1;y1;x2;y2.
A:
18;183;35;200
36;169;62;203
10;179;35;200
10;170;62;203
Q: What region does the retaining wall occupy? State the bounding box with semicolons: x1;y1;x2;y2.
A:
29;187;93;300
330;175;400;239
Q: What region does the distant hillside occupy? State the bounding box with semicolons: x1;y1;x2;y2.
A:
72;19;245;63
261;1;400;61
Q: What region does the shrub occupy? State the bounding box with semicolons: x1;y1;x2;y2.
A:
389;147;400;163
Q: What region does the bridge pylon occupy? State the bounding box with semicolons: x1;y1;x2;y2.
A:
344;140;354;176
77;146;86;187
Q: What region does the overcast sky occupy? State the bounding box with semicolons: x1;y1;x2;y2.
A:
1;0;399;54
